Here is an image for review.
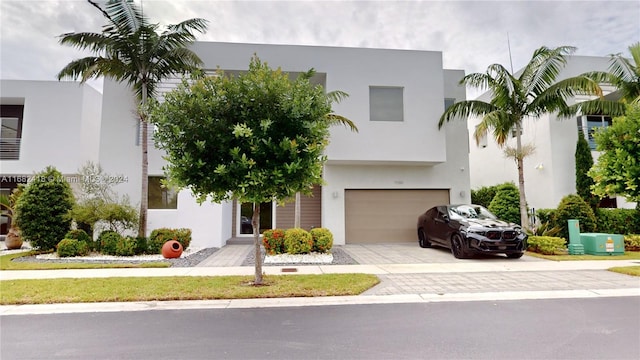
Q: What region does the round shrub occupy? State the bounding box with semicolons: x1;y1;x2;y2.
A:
98;230;121;255
263;229;285;255
56;239;89;257
115;237;136;256
15;166;75;251
488;183;521;225
65;229;96;251
134;236;148;255
283;228;313;254
310;228;333;253
554;194;597;242
174;228;192;250
471;185;498;209
148;228;174;254
624;235;640;252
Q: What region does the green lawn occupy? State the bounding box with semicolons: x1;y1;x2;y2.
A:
0;251;171;270
0;274;381;305
526;251;640;261
608;266;640;277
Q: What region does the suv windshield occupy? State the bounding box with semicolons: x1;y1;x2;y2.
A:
448;204;497;220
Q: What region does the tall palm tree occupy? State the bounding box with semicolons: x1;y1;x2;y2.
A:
58;0;208;237
574;42;640;115
439;45;618;229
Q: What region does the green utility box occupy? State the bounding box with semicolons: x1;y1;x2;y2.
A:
580;233;625;256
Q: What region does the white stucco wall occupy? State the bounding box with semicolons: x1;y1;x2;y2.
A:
0;80;101;175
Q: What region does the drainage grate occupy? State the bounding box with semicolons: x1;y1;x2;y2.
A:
281;268;298;273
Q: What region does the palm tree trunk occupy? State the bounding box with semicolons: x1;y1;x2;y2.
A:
294;192;301;228
515;123;529;229
252;202;263;285
138;84;149;238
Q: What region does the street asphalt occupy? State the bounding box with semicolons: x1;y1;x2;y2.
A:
1;242;639;315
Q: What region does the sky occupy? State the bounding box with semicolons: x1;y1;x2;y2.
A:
0;0;638;99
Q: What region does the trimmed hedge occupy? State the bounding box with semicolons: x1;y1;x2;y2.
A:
283;228;313;254
148;228;192;254
488;183;521;225
596;208;640;235
98;230;121;256
527;236;566;255
115;236;137;256
263;229;285;255
624;235;640;252
310;228;333;253
554;195;597;242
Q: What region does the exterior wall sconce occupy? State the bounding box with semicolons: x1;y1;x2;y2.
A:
535;163;544;170
332;191;339;199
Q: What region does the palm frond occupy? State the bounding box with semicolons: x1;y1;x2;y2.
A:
326;90;349;104
522;46;575;97
104;0;145;32
563;99;627;118
438;100;497;128
326;114;358;132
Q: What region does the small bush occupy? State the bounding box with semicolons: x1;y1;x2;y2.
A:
527;236;566;255
65;229;96;251
624;235;640;252
488;183;521;225
98;230;121;255
310;228;333;253
115;237;137;256
284;228;313;254
56;239;89;257
148;228;192;254
528;221;562;237
554;194;597;242
263;229;285;255
596;208;640;235
471;185;499;209
134;236;148;255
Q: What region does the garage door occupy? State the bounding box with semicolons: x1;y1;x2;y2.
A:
345;189;450;244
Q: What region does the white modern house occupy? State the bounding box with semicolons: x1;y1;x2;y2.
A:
1;42;470;248
467;55;636;216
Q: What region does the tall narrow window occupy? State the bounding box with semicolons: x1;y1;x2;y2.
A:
148;176;178;209
370;86;404;122
0;105;24;160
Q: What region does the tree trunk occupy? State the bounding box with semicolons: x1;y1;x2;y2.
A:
294;192;301;228
252;203;263;285
138;84;149;238
515;123;530;229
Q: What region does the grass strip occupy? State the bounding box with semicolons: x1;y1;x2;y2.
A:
526;251;640;261
0;274;380;305
0;251;171;270
608;266;640;277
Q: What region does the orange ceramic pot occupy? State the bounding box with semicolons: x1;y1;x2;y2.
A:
161;240;183;259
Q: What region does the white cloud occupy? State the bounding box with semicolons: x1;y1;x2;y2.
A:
1;0;638;99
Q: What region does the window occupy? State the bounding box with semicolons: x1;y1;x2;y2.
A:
577;115;612;150
0;105;24;160
370;86;404;122
148;176;177;209
444;98;455;110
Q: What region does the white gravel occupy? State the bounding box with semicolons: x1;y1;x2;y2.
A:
35;247;205;261
264;252;333;264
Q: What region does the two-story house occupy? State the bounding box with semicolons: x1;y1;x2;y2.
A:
1;42;469;248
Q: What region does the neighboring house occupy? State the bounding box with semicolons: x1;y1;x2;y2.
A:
0;80;102;236
467;55;636;217
1;42;470;248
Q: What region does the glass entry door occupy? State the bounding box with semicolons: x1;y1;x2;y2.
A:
239;202;274;235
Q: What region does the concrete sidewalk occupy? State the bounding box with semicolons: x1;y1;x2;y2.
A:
1;243;639;315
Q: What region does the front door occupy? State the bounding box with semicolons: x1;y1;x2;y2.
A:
238;202;274;236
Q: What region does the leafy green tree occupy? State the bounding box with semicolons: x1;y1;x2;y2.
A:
589;104;640;205
488;183;521;225
578;42;640;114
575;130;598;210
439;45;621;229
57;0;208;237
15;167;75;250
151;57;338;284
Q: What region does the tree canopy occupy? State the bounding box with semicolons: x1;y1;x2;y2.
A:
589;104;640;204
151;56;338;284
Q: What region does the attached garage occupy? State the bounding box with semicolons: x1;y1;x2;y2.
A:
345;189;450;244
